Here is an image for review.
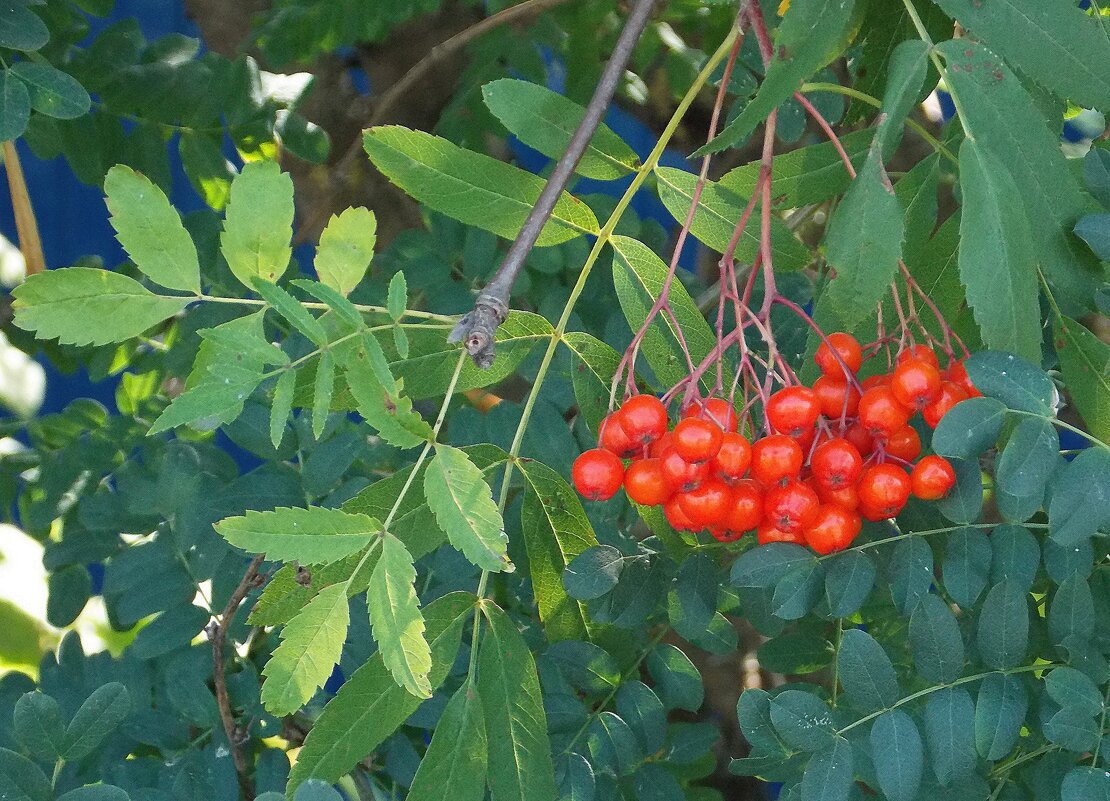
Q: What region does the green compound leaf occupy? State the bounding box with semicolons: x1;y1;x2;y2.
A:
62;682;131;761
406;684;488;801
479;602;558;801
261;583;350;717
288;593;473;792
482;79;638;180
11;62;90;119
908;594;965;684
215;506;380;564
424;443;512;573
870;711;924;801
1053;315;1110;446
561;332;622;434
220;160;295;288
931;397;1006;460
976;580;1029;670
104;165;201;293
974;672;1028;760
931;0;1110;112
12;267;190;346
364;126;598;246
314;207;376;297
519;459;598;643
368;533;432;698
698;0;860;155
923;687;977;786
653;167;811;271
956;138;1041;363
837;628;899;713
822;144;904;331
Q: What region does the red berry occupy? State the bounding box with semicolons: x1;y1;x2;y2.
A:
649;431;675;458
885;425;922;461
897;344;939;369
757;521;805;545
944;360;982;398
861;373;892;391
857;464;912;520
684;398;739;432
677;479;732;529
712;432;752;482
911;455;957;500
599;411;639;457
660;446;709;492
810;438;863;490
804;505;862;554
858;386;913;438
815;332;863;376
764;481;820;533
817;481;859;511
923;382;970;428
767;386;821;438
891;359;942;410
624;458;673;506
572;449;624;501
750;435;804;487
813;375;861;419
724;479;764;533
709;525;743;543
843;422;876;458
673;418;724;463
619;395;668;445
664;496;696;531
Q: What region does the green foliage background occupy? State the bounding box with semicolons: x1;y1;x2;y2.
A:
0;1;1109;801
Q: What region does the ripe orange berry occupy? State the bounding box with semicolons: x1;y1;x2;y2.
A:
891;359;942;410
810;438;863;490
911;455;957;500
764;481;820;533
664;496;696;531
857;463;912;521
684;398;739;432
944;360;982;398
817;481;859;511
923;382;970;428
897;344;940;369
725;479;764;533
804;505;862;554
767;386;821;438
624;458;673;506
813;375;861;419
844;421;876;458
672;418;724;463
677;479;732;529
757;521;805;545
619;395;669;445
572;449;624;501
712;432;752;482
815;332;863;376
858;386;913;438
599;411;638;457
659;446;709;492
885;425;922;461
750;435;804;487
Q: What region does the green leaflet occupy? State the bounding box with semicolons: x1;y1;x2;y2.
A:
822;143;904;330
148;360;264;434
314;207;376;297
937;39;1100;311
995;416;1058;522
932;0;1110;112
0;70;31;142
923;688;977;786
1053;315;1110;445
800;737;853;801
424;443;512;573
956;138;1041;362
0;3;48;51
836;628;899;713
482;79;638;180
254;279;329;348
610;235;717;391
13;692;64;762
287;592;474;794
261;583;351;716
214;506;380;565
974;672;1027;760
62;683;131;761
406;684;488;801
220;160;295;288
104;165;201;293
479;602;558;801
874;40;930;160
343;339;432;449
363;126;599;246
311;350;334;439
698;0;860;155
652;167;811;270
368;533;432;698
0;747;50;801
976;581;1029;670
11;62;90;120
518;459;598;642
870;711;924;801
12;267;190;347
908;594;965;684
561;332;622;434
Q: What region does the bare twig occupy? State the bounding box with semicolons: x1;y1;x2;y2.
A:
210;554;265;800
450;0;660;367
2;141;46;276
296;0;574;245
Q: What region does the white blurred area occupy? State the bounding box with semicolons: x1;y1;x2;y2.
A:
0;234;46;418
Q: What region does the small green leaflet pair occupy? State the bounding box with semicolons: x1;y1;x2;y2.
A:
214;442;510;709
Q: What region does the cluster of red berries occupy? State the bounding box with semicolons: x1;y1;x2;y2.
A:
572;334;978;555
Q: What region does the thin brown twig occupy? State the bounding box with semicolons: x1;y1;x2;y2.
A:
211;554;265;800
295;0;575;245
2;141;46;276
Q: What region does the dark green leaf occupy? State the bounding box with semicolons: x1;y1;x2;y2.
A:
270;369;296;449
1045;667;1103;717
772;560;826;620
801;737;854;801
965;353;1056;416
647;643;703;712
406;684;487;801
732;543;813;589
995;417;1059;522
974;672;1028;760
1049;574;1095;649
13;692;64;762
479;602;558;801
0;748;51;801
769;690;836;752
976;581;1029;670
0;4;48;51
46;563;91;628
870;711;923;801
616;681;667;755
387;272;406;322
63;682;131;761
942;527;991;607
1053;315;1110;445
556;753;595;801
874;40;929;159
254;279;328;348
989;524;1040;591
11;62;89;119
561;332;621;434
425;444;512;573
311;350;334;439
1083;147;1110;208
935;458;984;525
931;397;1006;460
909;595;965;684
670;552;718;638
544;640;619;694
1076;213;1110;261
55;786;129;801
586;712;641;776
482;79;638;180
737;688;785;754
758;630;832;675
823;550;876;618
1044;707;1100;753
563;545;624;600
837;628;899;713
0;70;31;142
923;687;977;786
1048;448;1110;546
822;145;904;330
888;537;934;615
1061;766;1110;801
